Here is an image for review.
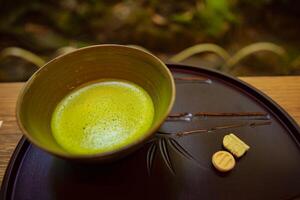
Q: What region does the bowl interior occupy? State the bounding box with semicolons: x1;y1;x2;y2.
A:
17;45;175;158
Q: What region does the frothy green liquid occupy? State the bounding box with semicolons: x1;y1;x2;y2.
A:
51;80;154;155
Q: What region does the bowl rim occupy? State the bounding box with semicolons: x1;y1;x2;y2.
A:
16;44;176;160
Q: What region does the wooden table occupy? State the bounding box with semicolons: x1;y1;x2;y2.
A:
0;76;300;186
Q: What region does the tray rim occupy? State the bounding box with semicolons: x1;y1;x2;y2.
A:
1;63;300;200
1;136;28;200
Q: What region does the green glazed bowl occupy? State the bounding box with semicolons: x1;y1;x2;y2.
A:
16;44;175;162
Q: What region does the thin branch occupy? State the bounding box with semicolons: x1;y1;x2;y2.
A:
167;112;270;121
158;121;272;137
223;42;286;71
0;47;46;67
174;77;212;84
170;43;230;63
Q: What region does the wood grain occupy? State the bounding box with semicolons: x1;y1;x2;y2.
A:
240;76;300;123
0;83;23;187
0;76;300;186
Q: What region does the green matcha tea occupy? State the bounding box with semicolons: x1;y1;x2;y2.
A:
51;80;154;155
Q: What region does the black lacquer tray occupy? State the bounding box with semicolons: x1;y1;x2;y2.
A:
1;64;300;200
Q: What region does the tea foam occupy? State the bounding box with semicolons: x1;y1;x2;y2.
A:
51;80;154;155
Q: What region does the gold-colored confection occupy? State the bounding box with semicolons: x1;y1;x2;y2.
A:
212;151;235;172
223;133;250;158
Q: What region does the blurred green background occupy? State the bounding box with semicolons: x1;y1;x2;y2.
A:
1;0;300;81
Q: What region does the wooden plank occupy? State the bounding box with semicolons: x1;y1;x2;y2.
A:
0;83;23;186
240;76;300;123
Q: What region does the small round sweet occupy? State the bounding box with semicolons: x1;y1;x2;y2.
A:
212;151;235;172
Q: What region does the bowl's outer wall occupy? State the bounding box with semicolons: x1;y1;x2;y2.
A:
17;45;175;161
